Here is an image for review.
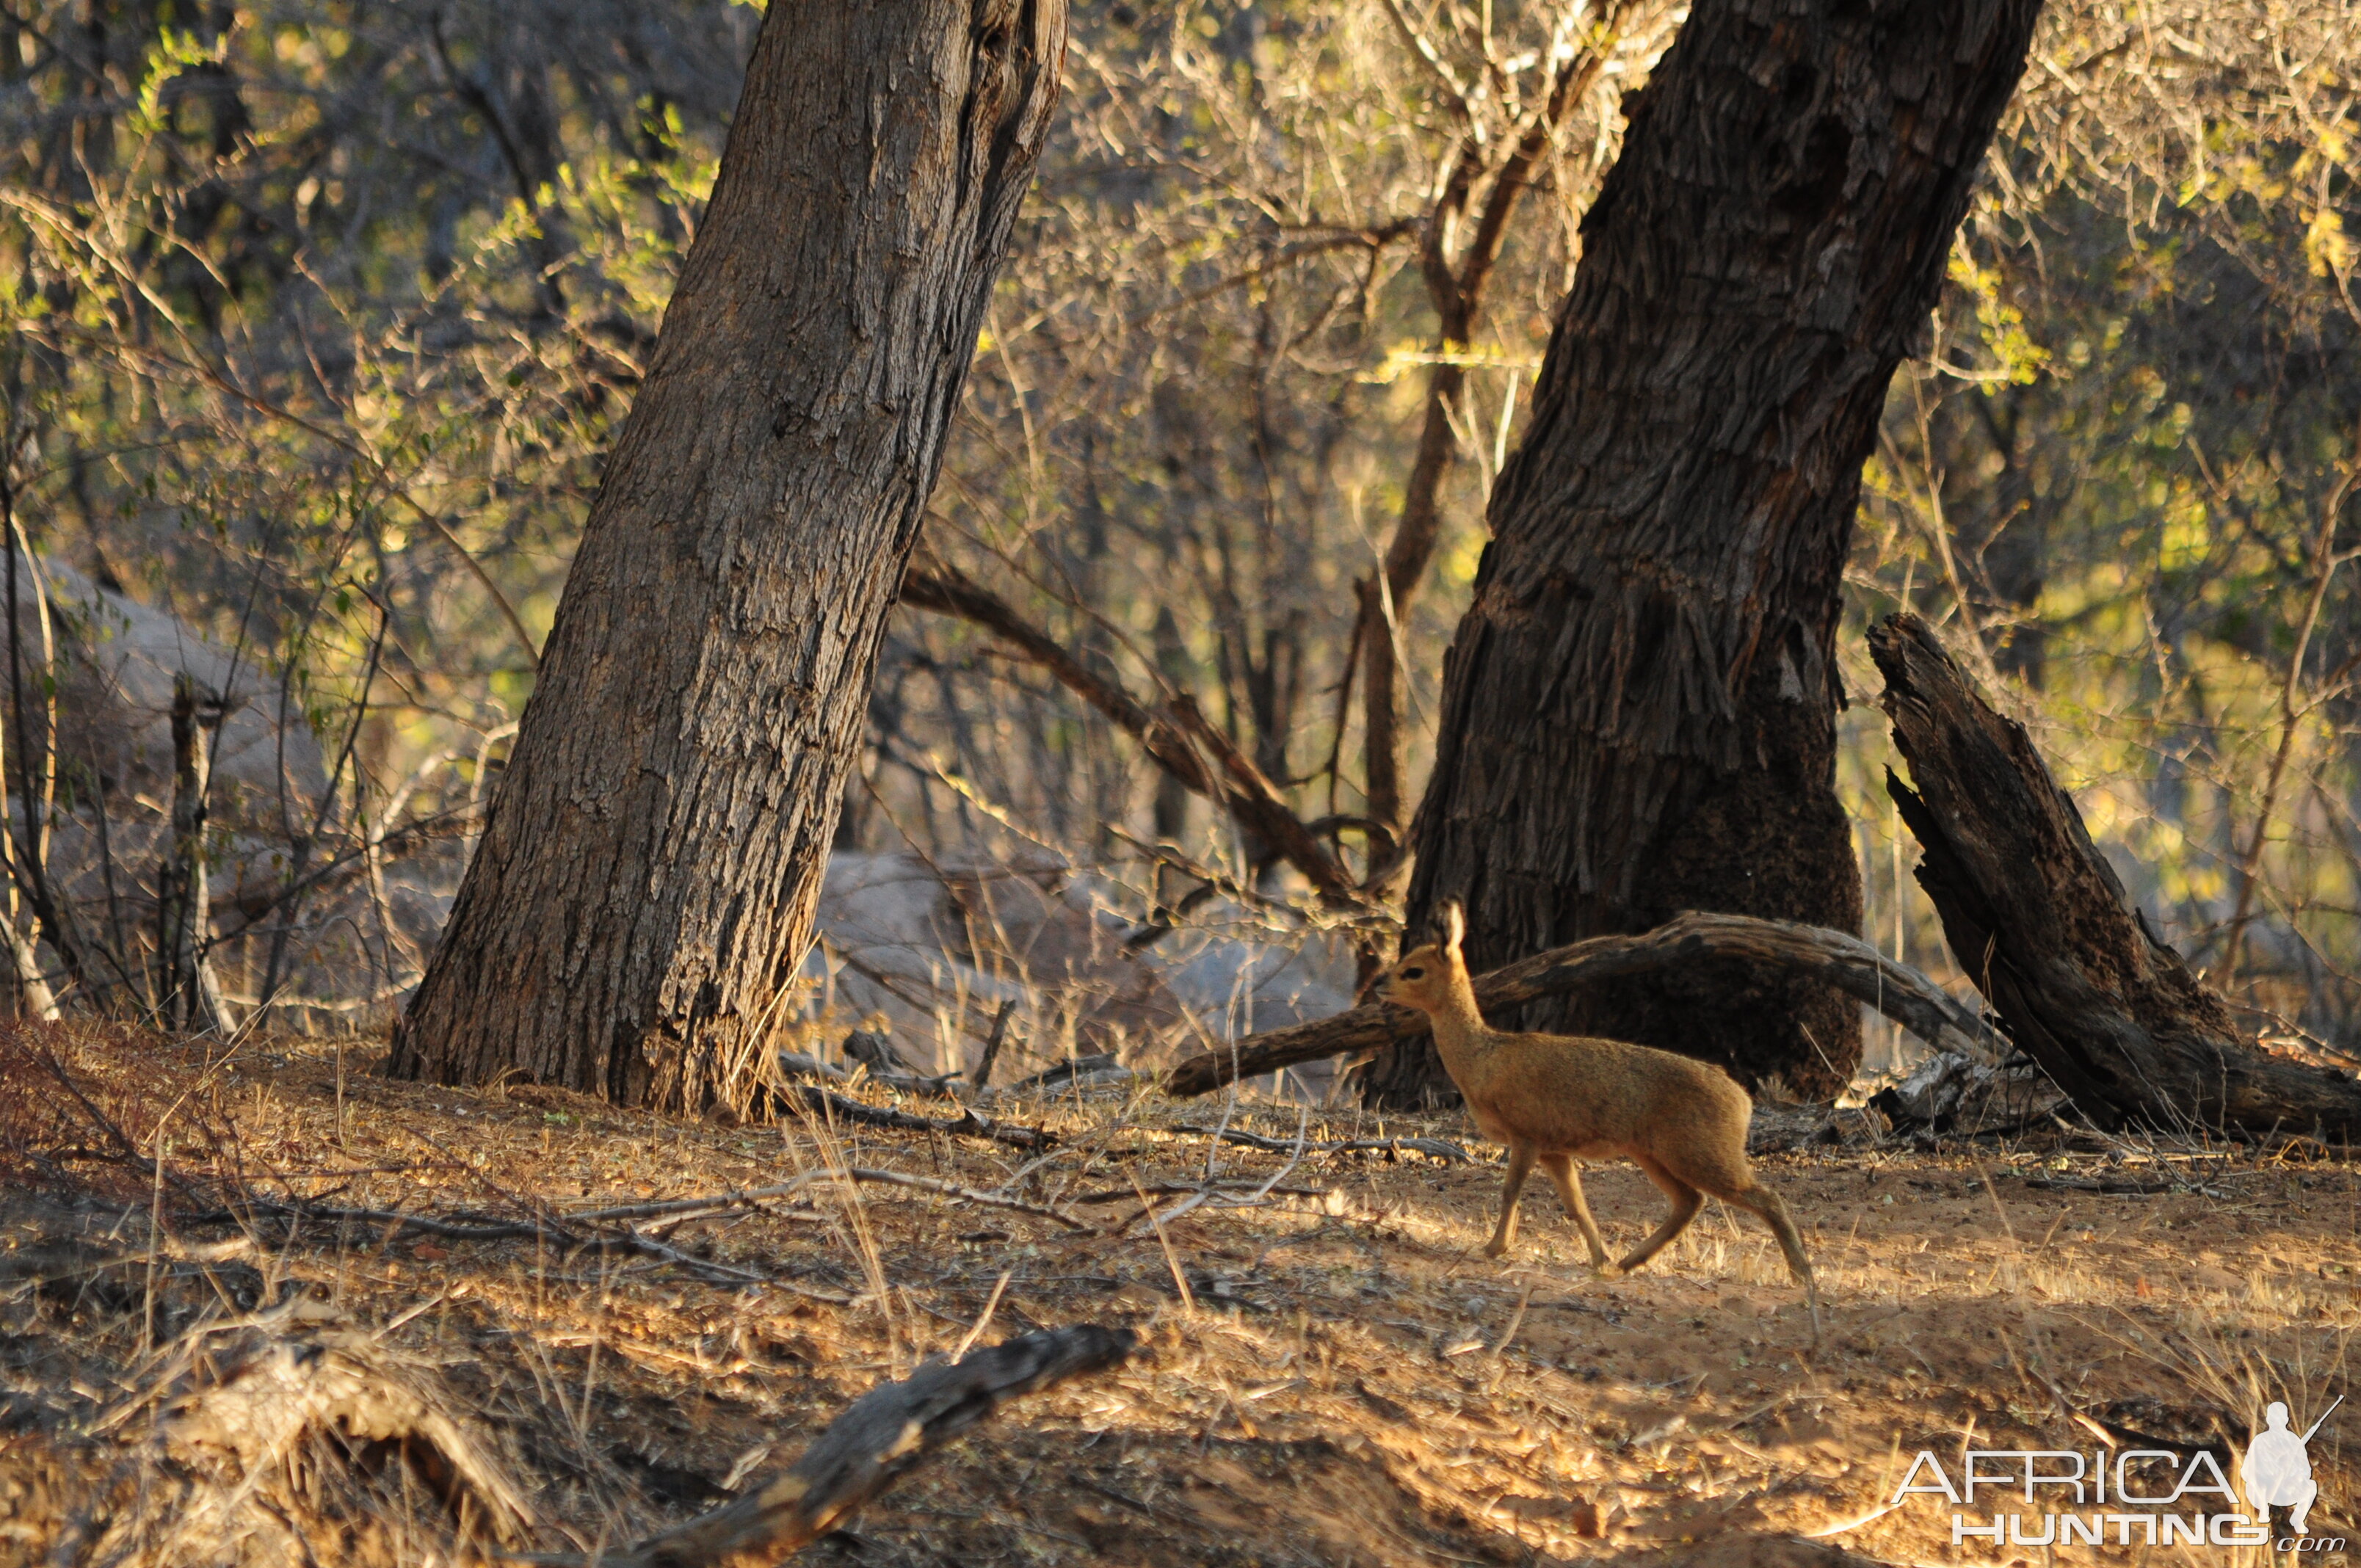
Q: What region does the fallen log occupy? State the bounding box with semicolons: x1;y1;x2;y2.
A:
1162;910;2009;1097
1871;612;2361;1139
522;1325;1136;1567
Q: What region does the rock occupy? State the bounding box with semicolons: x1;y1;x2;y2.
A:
10;549;327;818
799;852;1358;1086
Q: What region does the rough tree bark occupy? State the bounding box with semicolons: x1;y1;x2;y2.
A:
1873;613;2361;1140
1373;0;2045;1106
391;0;1067;1108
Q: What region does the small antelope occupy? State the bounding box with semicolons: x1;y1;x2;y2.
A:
1380;903;1818;1334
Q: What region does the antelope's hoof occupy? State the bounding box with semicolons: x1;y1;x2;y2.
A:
1483;1239;1509;1260
1593;1260;1624;1280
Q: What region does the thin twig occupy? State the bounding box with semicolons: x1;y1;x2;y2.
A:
1068;1179;1338;1207
951;1268;1015;1362
1131;1169;1196;1310
971;998;1020;1091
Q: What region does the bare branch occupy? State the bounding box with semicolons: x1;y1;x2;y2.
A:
814;1166;1092;1232
1362;2;1631;848
899;556;1363;905
1379;0;1481;129
220;1197;856;1301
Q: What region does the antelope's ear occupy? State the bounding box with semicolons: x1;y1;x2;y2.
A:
1441;900;1465;953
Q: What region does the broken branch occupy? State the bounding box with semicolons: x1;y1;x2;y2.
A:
787;1083;1055;1151
516;1325;1137;1567
1175;1124;1470;1164
819;1166;1093;1232
218;1197;857;1301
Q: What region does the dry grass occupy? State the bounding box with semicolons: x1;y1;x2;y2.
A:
1;1018;2357;1567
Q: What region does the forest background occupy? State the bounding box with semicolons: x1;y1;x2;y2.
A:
2;0;2358;1075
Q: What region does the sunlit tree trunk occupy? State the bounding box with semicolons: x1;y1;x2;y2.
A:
1370;0;2045;1106
391;0;1067;1109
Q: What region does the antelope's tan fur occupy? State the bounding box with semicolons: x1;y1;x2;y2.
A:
1380;904;1818;1331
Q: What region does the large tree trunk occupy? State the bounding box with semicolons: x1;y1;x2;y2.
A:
390;0;1067;1109
1369;0;2044;1106
1873;613;2361;1141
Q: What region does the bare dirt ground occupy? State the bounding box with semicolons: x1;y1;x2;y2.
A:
3;1022;2357;1567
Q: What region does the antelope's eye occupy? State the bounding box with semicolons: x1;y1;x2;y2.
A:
1401;966;1425;980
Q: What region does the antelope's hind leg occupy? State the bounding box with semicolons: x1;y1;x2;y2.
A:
1486;1143;1536;1259
1616;1154;1703;1275
1539;1153;1618;1276
1727;1183;1821;1343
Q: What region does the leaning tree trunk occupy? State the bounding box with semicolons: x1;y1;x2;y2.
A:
1371;0;2045;1106
1873;613;2361;1141
390;0;1067;1108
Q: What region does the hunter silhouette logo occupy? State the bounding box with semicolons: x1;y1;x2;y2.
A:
2243;1398;2338;1536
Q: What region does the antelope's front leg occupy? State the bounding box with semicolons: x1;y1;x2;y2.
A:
1486;1143;1535;1259
1540;1153;1619;1275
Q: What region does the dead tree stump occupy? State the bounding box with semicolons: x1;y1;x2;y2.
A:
1871;612;2361;1140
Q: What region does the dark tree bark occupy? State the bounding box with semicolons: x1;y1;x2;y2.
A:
1371;0;2045;1106
391;0;1068;1109
1873;613;2361;1140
